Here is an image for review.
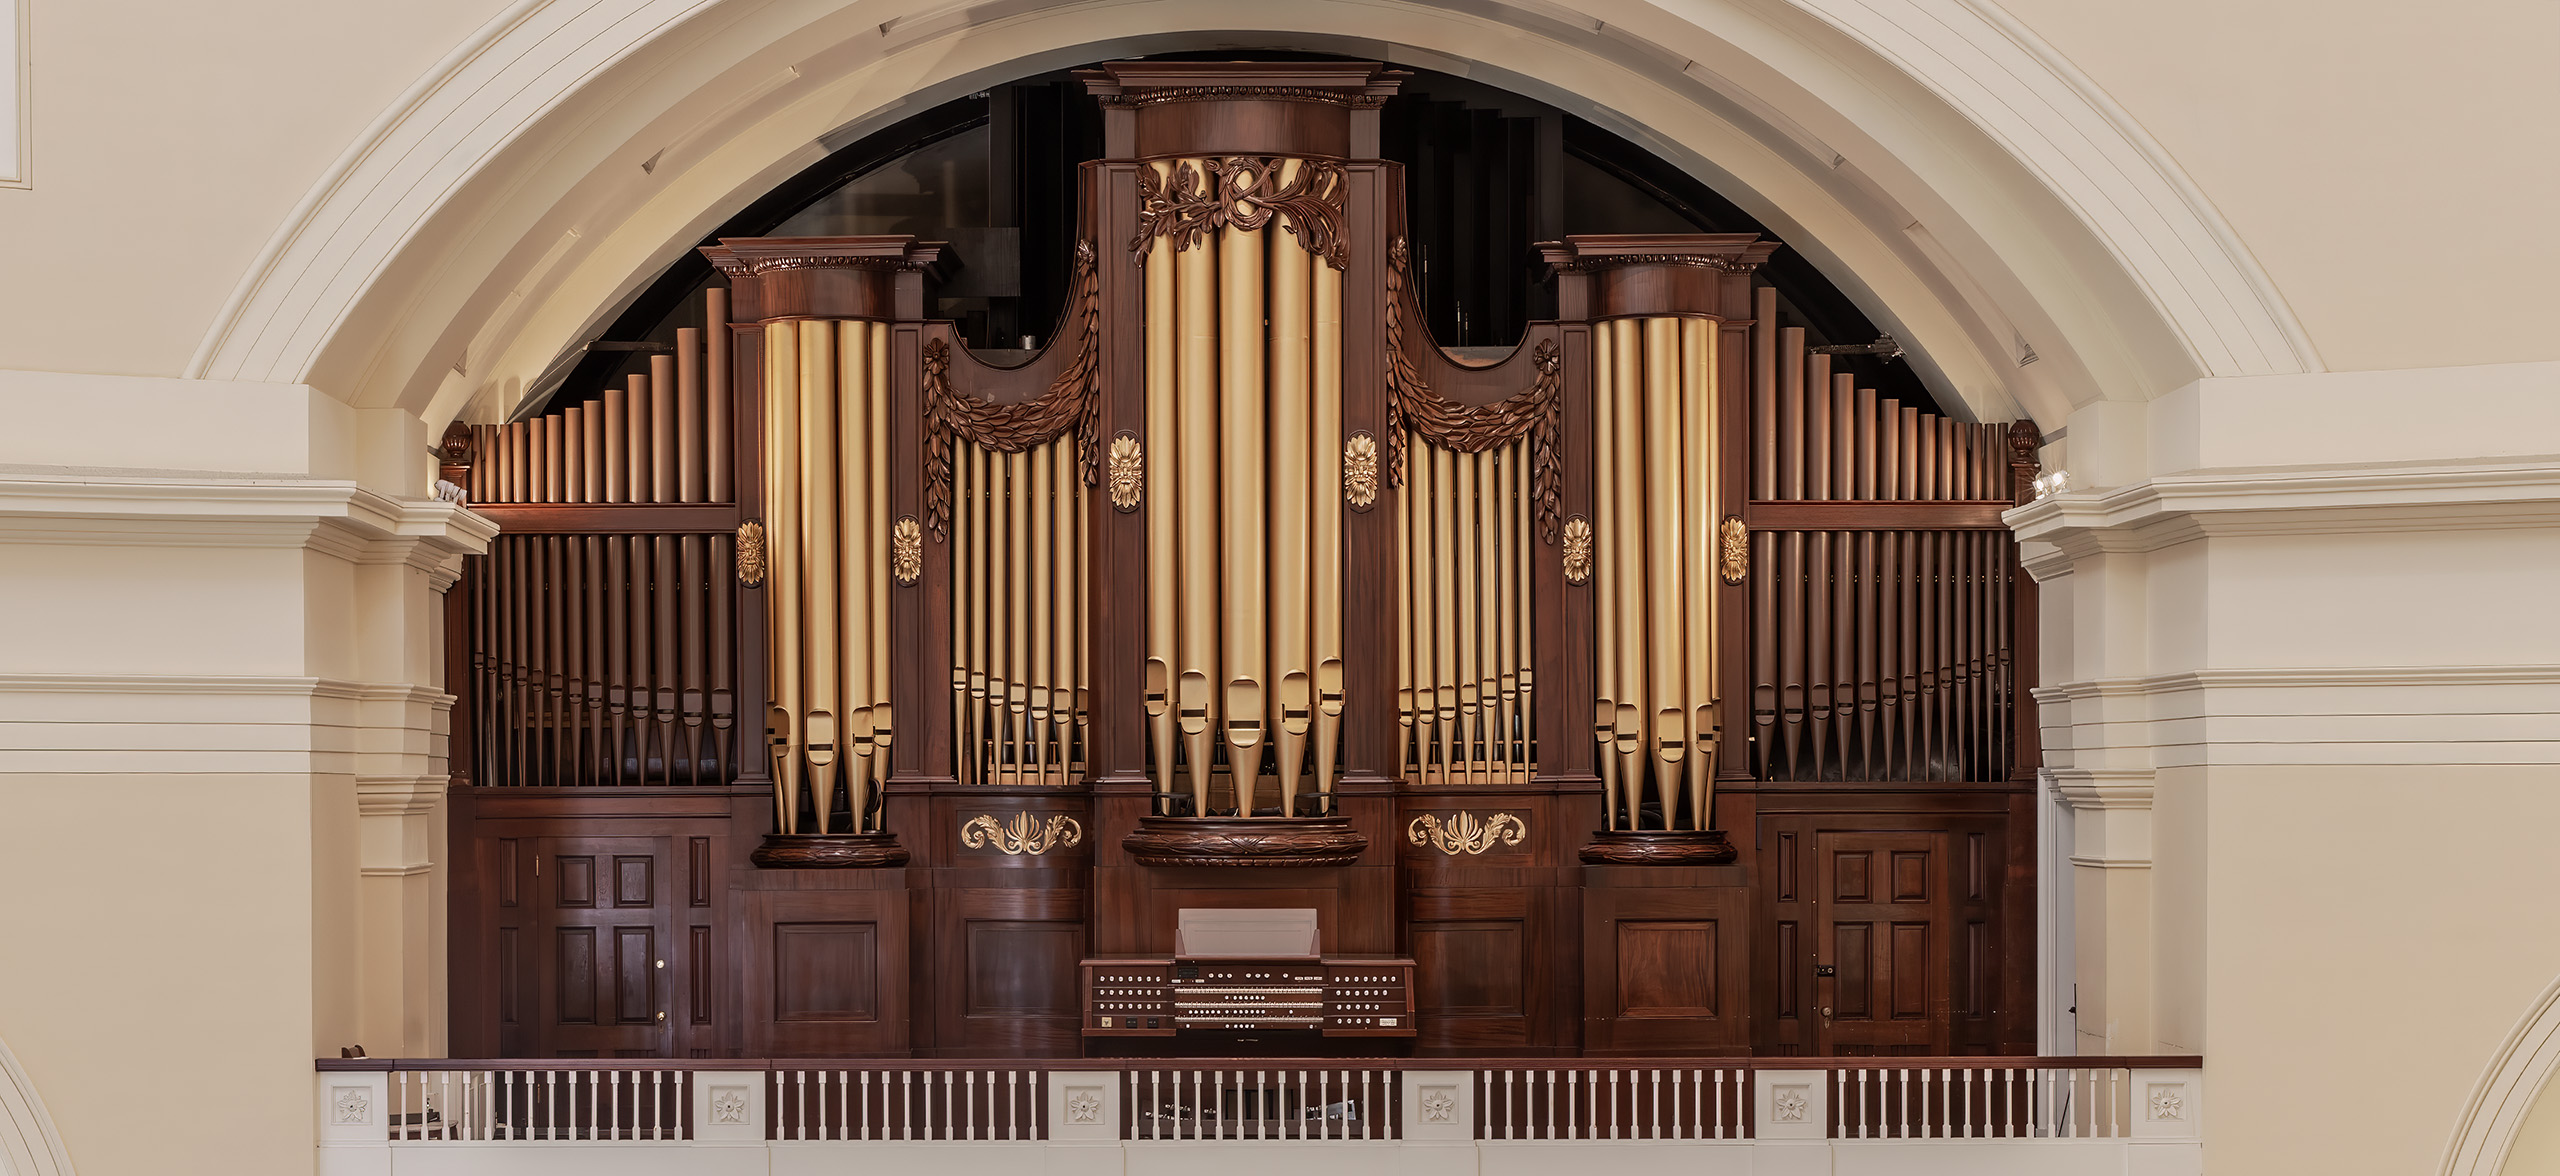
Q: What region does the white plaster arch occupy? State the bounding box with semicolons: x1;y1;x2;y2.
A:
183;0;2319;433
0;1034;75;1176
2443;971;2560;1176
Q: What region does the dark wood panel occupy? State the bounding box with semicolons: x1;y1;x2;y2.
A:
1581;873;1750;1056
773;923;879;1020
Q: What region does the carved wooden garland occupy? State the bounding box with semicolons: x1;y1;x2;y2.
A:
1131;157;1350;269
1384;237;1564;544
923;240;1103;542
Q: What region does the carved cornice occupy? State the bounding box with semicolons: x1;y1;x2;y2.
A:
1132;157;1348;269
924;241;1102;542
1384;237;1564;544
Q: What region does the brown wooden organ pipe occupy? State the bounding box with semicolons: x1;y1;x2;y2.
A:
1143;219;1179;807
502;421;523;503
676;329;705;504
650;355;678;506
1174;191;1219;815
580;534;604;783
623;373;649;504
710;529;735;780
561;407;586;504
1268;222;1312;816
598;388;626;503
707;291;733;503
1830;374;1855;773
1312;257;1345;805
564;533;587;782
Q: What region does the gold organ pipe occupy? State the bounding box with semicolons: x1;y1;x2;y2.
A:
1175;170;1220;815
1516;434;1535;778
1592;326;1620;825
1494;443;1521;783
955;439;980;785
1683;319;1719;829
1267;209;1313;818
1431;443;1459;787
1312;256;1345;803
867;322;892;781
835;321;873;828
1402;438;1423;778
986;443;1011;778
1006;447;1031;778
1220;200;1267;816
1643;319;1686;827
1610;319;1649;821
1453;450;1482;784
967;443;991;785
1028;439;1054;782
1143;206;1179;809
764;323;803;833
798;321;840;835
1050;437;1077;784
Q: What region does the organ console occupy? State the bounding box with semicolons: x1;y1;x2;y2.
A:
1083;911;1415;1041
444;57;2046;1061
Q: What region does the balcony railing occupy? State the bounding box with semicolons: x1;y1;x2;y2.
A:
316;1056;2203;1173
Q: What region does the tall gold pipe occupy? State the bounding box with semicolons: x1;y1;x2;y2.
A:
1492;444;1519;783
986;441;1012;778
1006;447;1031;779
1219;205;1267;816
1175;184;1220;815
836;321;874;828
1516;438;1536;779
955;440;980;785
1312;258;1345;803
866;322;892;791
1052;437;1078;783
1396;434;1416;778
1682;319;1718;828
1643;318;1686;828
765;323;804;833
968;442;991;786
1592;326;1619;826
1144;205;1179;808
1610;319;1649;822
1267;210;1313;818
1431;443;1459;787
1028;438;1055;782
1453;449;1482;784
799;320;841;836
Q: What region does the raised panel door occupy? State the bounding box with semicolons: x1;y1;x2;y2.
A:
535;837;674;1057
1813;832;1948;1055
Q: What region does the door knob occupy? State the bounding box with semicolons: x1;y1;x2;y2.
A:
657;1011;666;1021
1814;964;1836;977
1820;1006;1833;1018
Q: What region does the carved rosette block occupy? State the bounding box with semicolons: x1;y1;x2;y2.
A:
1718;516;1749;584
1578;829;1737;865
750;832;909;869
736;520;767;587
891;516;923;584
1122;816;1367;867
1562;516;1595;585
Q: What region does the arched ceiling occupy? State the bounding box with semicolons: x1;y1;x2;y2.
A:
182;0;2321;435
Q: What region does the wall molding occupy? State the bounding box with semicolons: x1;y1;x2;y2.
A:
0;1032;75;1176
2442;971;2560;1176
0;0;26;189
0;473;498;558
183;0;2312;407
2010;458;2560;565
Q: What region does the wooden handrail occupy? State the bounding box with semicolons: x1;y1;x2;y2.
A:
318;1055;2202;1072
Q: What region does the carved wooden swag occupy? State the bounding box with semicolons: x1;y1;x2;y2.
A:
923;240;1103;541
1130;156;1351;268
1384;237;1565;544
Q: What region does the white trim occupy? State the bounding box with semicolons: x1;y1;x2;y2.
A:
185;0;2314;393
2442;971;2560;1176
0;0;26;189
0;1033;75;1176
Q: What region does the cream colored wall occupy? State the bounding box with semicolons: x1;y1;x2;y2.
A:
1999;0;2560;372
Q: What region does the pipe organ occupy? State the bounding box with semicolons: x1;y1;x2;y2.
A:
443;60;2046;1062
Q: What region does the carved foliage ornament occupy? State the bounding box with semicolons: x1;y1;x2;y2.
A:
1407;812;1528;856
1343;431;1380;510
1384;237;1564;543
1133;157;1349;269
924;241;1103;541
961;812;1085;856
736;520;768;587
1562;516;1594;585
1108;432;1143;511
1718;516;1749;585
892;516;922;585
